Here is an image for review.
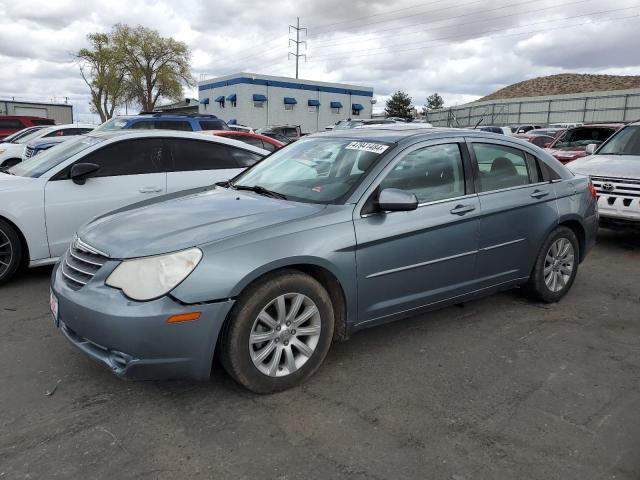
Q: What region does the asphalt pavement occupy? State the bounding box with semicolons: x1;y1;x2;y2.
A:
1;228;639;479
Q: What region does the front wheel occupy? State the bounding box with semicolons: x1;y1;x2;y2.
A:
219;270;335;393
0;219;23;285
524;226;579;303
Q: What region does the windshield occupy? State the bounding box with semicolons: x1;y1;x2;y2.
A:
232;137;392;203
2;127;41;143
10;127;52;145
9;135;104;178
597;125;640;155
93;117;130;132
552;127;616;149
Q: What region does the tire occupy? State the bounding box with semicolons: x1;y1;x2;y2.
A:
0;219;23;285
1;158;21;169
220;270;335;393
523;226;579;303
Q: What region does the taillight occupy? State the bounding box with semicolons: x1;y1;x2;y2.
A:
588;180;597;199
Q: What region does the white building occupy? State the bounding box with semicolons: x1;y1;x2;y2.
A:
198;73;374;133
0;99;73;124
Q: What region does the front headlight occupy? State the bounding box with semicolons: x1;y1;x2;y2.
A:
106;248;202;301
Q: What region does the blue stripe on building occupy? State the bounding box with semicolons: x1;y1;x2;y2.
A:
199;76;373;97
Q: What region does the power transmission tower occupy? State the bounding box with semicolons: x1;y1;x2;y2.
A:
288;17;307;79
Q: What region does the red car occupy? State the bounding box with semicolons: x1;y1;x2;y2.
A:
210;131;284;152
0;116;55;140
514;128;566;148
545;124;624;163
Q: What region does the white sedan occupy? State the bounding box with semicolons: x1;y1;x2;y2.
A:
0;123;96;168
0;130;267;284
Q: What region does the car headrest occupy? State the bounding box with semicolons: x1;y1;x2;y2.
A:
491;157;517;176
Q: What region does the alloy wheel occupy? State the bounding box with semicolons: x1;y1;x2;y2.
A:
0;229;13;278
544;237;575;293
249;293;322;377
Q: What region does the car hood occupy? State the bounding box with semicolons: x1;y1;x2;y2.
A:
79;187;325;259
566;154;640;178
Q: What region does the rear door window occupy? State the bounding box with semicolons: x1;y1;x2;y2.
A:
166;138;239;171
472;143;537;192
199;120;226;130
0;119;25;129
154;121;193;131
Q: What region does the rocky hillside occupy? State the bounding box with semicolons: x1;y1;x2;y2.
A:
479;74;640;101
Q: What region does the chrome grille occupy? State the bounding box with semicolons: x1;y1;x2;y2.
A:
24;146;35;159
61;237;109;290
592;176;640;199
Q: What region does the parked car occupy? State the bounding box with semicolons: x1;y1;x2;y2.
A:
94;113;229;133
514;128;566;148
324;120;348;131
256;125;304;142
211;131;285;152
566;121;640;229
48;128;597;393
546;124;623;163
514;124;543;134
549;122;583;129
0;123;95;168
0;116;55;140
0;131;268;284
334;119;396;130
22;136;75;161
260;131;292;145
0;125;49;143
477;126;512;135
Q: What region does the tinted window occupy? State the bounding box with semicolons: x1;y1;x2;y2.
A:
230;149;264;168
167;139;238;171
282;128;298;138
261;141;277;152
43;129;67;137
199;120;227;130
0;119;25;129
473;143;536;192
596;125;640;155
237;137;264;148
155;120;192;131
32;119;55;126
80;138;163;177
129;120;193;131
379;143;466;203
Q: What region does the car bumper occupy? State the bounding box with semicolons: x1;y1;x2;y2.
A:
597;196;640;224
50;262;235;381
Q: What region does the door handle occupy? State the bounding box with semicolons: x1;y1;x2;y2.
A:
139;187;162;194
450;204;476;215
530;189;550;199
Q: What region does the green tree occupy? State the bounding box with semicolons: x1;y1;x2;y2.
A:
385;91;413;119
423;92;444;113
112;24;194;112
75;32;127;122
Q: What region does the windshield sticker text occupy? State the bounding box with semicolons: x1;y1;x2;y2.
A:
345;142;389;154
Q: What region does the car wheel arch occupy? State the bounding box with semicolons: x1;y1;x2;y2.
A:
0;214;29;267
557;217;586;263
230;260;350;342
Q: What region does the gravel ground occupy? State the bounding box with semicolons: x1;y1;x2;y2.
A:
0;228;639;480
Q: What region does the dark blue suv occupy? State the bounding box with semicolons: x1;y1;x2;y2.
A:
94;113;229;133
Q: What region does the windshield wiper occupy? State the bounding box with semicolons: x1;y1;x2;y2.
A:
232;184;288;200
215;180;232;187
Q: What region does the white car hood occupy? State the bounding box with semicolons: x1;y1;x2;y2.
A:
0;143;26;160
566;154;640;179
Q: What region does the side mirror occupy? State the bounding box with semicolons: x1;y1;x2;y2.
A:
585;143;597;155
378;188;418;212
70;163;100;185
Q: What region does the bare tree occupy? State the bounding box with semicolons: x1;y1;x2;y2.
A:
75;33;126;122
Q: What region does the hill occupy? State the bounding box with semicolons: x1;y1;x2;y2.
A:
478;74;640;102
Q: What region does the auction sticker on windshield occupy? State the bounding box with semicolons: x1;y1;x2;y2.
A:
345;141;389;154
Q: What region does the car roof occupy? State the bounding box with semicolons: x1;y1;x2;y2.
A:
83;130;268;154
312;126;472;143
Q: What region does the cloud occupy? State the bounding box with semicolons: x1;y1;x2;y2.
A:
0;0;638;119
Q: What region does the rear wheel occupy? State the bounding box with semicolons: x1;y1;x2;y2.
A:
524;226;579;303
0;219;22;285
220;270;334;393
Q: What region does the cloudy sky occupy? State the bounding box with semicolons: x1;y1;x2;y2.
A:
1;0;639;120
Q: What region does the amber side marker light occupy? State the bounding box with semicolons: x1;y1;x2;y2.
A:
166;312;202;324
